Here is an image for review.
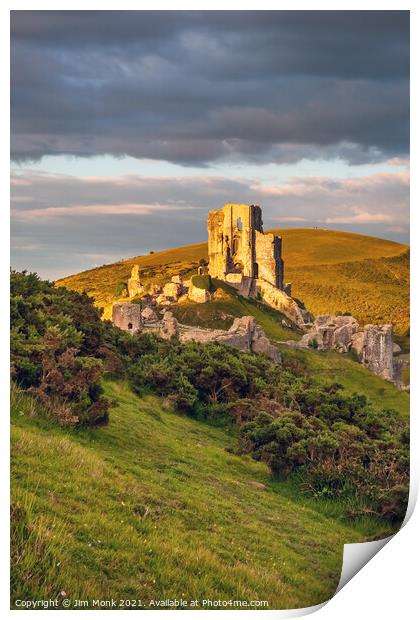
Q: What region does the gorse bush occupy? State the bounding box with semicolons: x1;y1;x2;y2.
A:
11;271;110;426
239;392;409;522
126;336;286;412
120;332;409;522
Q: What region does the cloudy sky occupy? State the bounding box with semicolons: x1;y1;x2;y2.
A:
11;10;409;279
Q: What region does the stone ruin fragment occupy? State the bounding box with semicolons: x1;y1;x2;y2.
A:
127;265;144;299
299;314;359;352
180;315;280;362
188;282;210;304
351;324;395;382
141;306;158;322
285;314;401;384
112;303;142;334
159;310;179;340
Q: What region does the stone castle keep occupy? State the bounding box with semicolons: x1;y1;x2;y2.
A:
208;204;284;291
207;204;308;325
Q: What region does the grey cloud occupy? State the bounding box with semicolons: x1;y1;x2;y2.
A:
11;11;409;165
11;11;408;79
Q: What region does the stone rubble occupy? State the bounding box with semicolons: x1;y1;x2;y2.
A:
188;283;211;303
284;314;398;383
299;314;359;352
141;306;158;322
180;315;280;362
163;282;183;299
159;311;179;340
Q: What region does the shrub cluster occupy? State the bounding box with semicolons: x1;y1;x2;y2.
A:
126;336;287;421
122;333;409;522
239;389;409;522
11;271;110;426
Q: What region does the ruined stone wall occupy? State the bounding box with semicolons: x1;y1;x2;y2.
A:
286;316;397;383
180;315;280;362
299;315;359;351
256;279;312;327
207;209;226;279
255;231;284;288
351;324;394;381
112;303;142;333
221;203;255;278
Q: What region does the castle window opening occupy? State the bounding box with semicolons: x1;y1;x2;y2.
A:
237;216;243;231
128;322;133;330
232;237;239;255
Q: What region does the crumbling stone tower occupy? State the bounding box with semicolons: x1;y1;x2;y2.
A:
208;204;284;289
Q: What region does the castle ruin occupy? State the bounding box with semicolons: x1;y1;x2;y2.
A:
208;203;284;291
208;204;309;325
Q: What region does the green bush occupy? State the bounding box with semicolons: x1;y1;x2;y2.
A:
191;274;213;291
115;281;128;297
239;399;409;522
10;271;110;426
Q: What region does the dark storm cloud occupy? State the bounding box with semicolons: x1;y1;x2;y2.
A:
11;170;409;279
11;11;409;165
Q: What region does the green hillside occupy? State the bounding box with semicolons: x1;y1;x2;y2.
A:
11;380;393;610
56;229;409;334
280;347;408;416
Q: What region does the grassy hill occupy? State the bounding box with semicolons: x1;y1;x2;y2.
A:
11;380;395;610
56;229;409;335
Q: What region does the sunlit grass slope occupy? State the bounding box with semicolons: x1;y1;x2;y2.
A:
173;279;301;341
272;228;405;266
57;242;207;315
11;381;393;610
280;347;409;416
56;229;408;334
